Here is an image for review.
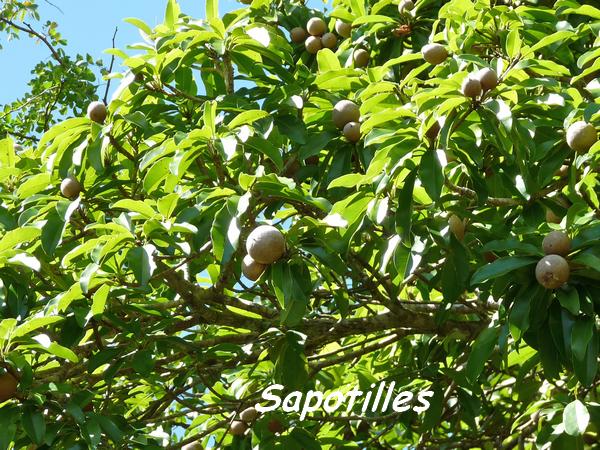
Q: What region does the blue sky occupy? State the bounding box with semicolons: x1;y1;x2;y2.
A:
0;0;239;104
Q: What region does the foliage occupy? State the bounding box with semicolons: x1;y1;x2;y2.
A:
0;0;600;448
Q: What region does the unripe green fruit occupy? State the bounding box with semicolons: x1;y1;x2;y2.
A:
422;43;448;65
242;254;265;281
535;254;569;289
246;225;286;264
290;27;307;43
182;441;204;450
305;36;322;54
332;100;360;129
448;214;465;241
0;373;18;402
240;407;259;423
87;101;107;124
475;67;498;91
60;176;82;199
461;77;482;98
335;20;351;38
306;17;326;36
353;49;369;68
321;32;337;49
343;122;361;142
230;420;248;436
398;0;415;13
566;121;597;153
542;231;571;256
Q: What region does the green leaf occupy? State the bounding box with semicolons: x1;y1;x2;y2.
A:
111;199;157;219
126;245;156;286
505;28;521;58
0;227;41;254
563;400;589;436
273;330;308;390
228;109;269;129
271;260;312;326
22;407;46;445
466;326;499;383
317;48;341;72
165;0;180;28
471;257;536;285
41;207;66;257
206;0;218;21
0;138;16;168
91;284;111;317
14;316;62;338
419;148;443;201
558;288;580;316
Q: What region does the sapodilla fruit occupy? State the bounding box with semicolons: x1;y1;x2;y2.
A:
267;418;284;434
448;214;466;241
60;176;82;199
0;373;18;402
87;101;107;124
321;32;337;49
182;442;204;450
425;120;441;140
246;225;286;264
398;0;415;13
535;254;570;289
332;100;360;129
422;43;448;65
546;209;562;224
566;121;597;152
240;407;259;423
343;122;361;142
335;20;351;38
242;254;265;281
353;49;370;68
461;76;482;98
290;27;307;43
230;420;248;436
305;36;322;54
542;231;571;256
307;17;326;36
475;67;498;91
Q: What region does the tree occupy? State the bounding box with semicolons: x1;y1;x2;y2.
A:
0;0;599;448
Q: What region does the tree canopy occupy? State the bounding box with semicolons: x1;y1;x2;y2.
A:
1;0;600;448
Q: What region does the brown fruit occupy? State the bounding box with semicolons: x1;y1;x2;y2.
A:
87;101;107;124
343;122;361;142
542;231;571;256
398;0;415;13
483;252;498;263
461;76;482;98
535;254;570;289
246;225;286;264
230;420;248;436
335;20;351;38
321;32;337;49
290;27;307;43
448;214;466;241
306;17;327;36
240;406;259;423
267;418;284;434
60;176;82;199
425;120;441;140
546;209;562;224
566;121;597;153
0;373;18;402
241;254;266;281
555;165;569;178
353;49;370;68
305;36;322;54
422;43;448;65
475;67;498;91
182;442;204;450
332;100;360;129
